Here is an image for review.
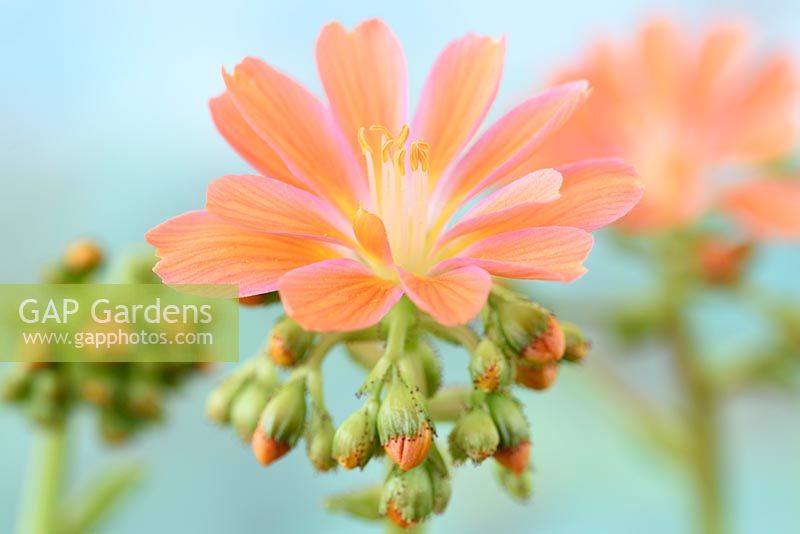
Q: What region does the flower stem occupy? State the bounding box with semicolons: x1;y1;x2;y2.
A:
17;424;68;534
664;286;725;534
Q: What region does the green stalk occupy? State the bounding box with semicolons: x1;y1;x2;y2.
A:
665;306;724;534
662;253;725;534
17;425;68;534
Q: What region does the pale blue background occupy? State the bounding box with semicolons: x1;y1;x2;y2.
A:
1;1;799;533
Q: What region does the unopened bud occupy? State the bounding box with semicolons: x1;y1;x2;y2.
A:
306;411;337;472
381;466;434;528
238;294;267;306
494;463;533;501
206;366;252;425
562;322;590;362
695;237;752;286
448;406;499;463
125;376;163;420
522;315;565;365
333;398;379;469
426;455;451;515
80;371;116;407
231;362;279;441
485;293;564;363
99;409;135;445
254;378;307;465
63;239;103;274
251;423;291;466
470;339;509;391
1;365;33;402
515;362;559;391
267;317;314;367
487;393;529;447
378;377;433;470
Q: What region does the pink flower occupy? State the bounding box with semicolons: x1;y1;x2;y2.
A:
146;19;643;331
532;18;799;236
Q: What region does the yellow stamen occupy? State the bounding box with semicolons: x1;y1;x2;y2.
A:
392;125;410;150
357;127;372;155
393;148;406;177
410;140;430;172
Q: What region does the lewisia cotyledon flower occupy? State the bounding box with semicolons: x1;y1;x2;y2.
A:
530;18;800;236
146;19;643;332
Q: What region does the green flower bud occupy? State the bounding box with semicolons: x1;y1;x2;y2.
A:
227;358;281;440
230;381;270;441
252;378;306;466
486;393;529;448
562;322;590;362
99;409;136;445
487;393;531;473
324;486;383;521
267;317;314;367
377;376;433;470
333;398;379;469
470;339;509;392
1;365;33;402
485;293;564;364
258;378;307;446
448;406;499;464
494;463;533;501
427;461;452;515
381;466;434;528
124;375;163;420
206;368;250;425
306;411;337;472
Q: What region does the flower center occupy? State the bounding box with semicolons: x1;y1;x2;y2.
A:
358;125;431;274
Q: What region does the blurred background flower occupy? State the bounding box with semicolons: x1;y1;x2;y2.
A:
1;1;799;533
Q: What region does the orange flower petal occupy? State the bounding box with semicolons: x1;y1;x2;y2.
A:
437;169;563;248
528;158;644;231
223;58;367;214
398;266;491;326
316;19;407;161
436;81;590;218
352;209;394;268
278;259;403;331
209;92;307;191
724;179;800;240
206;174;352;244
412;34;506;180
146;211;338;296
718;55;799;161
440;227;593;282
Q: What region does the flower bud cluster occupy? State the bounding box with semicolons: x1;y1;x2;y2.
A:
205;289;589;528
1;244;209;444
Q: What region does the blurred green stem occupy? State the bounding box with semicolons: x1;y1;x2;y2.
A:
17;425;68;534
664;281;724;534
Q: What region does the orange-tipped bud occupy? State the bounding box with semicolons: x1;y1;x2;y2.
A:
695;237;752;286
515;363;559;390
63;239;103;273
470;339;509;392
562;322;590;362
267;317;313;367
522;315;565;365
377;377;434;470
494;441;531;474
251;423;291;466
383;425;433;471
385;500;416;529
238;294;267;306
